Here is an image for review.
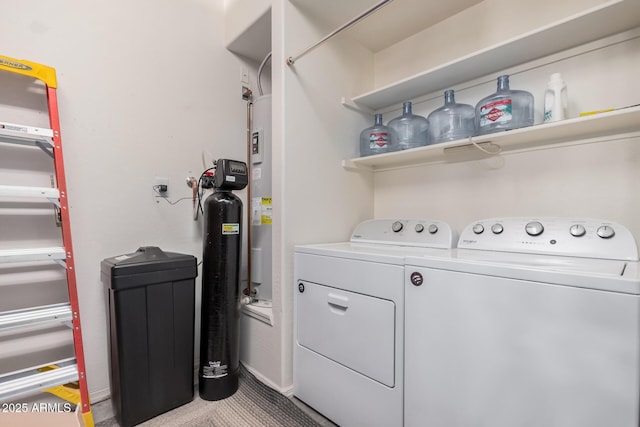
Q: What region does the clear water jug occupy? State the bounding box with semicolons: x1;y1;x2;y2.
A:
387;101;429;150
359;114;391;157
475;75;534;135
427;90;476;144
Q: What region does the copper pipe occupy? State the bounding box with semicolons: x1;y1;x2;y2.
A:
243;98;253;298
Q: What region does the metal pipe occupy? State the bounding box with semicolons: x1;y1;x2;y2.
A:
243;99;253;299
258;52;272;96
286;0;393;66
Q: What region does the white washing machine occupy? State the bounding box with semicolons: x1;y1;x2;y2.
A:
404;217;640;427
294;219;455;427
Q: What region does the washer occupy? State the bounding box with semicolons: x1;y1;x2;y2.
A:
294;219;454;427
405;217;640;427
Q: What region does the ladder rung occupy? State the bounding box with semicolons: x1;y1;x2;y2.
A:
0;185;59;201
0;248;66;264
0;303;72;331
0;131;53;150
0;358;77;402
0;121;54;139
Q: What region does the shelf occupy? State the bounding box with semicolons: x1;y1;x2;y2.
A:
0;247;66;264
241;301;274;326
0;303;73;331
0;358;77;402
352;0;640;110
343;105;640;171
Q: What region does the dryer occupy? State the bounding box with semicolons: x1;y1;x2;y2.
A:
404;217;640;427
294;219;454;427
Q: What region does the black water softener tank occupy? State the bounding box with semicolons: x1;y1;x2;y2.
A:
199;159;248;400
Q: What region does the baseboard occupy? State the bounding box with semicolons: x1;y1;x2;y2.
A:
89;387;110;404
241;362;293;396
89;387;114;424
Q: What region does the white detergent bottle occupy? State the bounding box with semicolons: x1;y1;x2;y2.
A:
544;73;568;122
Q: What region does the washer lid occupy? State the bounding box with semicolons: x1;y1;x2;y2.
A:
456;249;627;276
406;250;640;294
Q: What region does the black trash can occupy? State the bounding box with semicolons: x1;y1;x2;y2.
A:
101;246;198;427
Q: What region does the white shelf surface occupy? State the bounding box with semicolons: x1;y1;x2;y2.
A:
344;105;640;171
0;358;77;402
0;247;66;264
241;301;274;326
0;303;73;331
352;0;640;110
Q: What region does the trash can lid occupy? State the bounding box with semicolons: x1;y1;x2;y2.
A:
101;246;197;289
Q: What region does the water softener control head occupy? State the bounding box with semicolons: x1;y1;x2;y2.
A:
214;159;249;191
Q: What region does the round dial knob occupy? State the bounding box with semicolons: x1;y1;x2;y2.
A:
597;225;615;239
472;224;484;234
415;224;424;233
569;224;586;237
491;224;504;234
392;221;403;232
525;221;544;236
428;224;439;234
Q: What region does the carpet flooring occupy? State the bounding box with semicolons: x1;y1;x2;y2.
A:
95;365;334;427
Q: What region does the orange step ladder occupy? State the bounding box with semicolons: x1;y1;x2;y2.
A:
0;55;93;426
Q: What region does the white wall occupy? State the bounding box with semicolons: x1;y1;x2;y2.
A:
0;0;246;401
277;0;376;388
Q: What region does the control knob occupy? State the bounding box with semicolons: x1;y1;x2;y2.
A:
525;221;544;236
597;225;615;239
491;224;504;234
472;224;484;234
415;224;424;233
428;224;439;234
392;221;403;232
569;224;586;237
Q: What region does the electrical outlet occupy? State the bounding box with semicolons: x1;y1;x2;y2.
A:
155;177;169;197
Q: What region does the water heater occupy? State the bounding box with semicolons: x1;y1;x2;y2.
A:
250;95;272;301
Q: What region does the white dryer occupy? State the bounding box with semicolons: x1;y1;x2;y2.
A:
404;217;640;427
294;219;454;427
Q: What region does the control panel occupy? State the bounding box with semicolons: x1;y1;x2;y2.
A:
213;159;248;191
458;217;638;261
350;219;454;249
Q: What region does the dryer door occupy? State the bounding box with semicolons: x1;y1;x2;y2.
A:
297;281;396;387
